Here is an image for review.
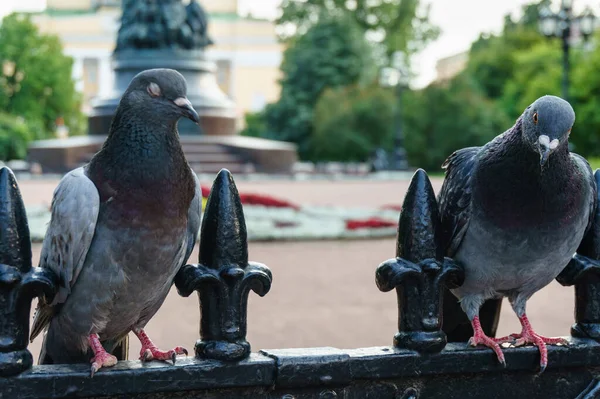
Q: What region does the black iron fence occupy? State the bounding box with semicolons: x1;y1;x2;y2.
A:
1;166;600;399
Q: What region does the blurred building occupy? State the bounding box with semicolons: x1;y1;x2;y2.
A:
32;0;284;127
434;51;468;83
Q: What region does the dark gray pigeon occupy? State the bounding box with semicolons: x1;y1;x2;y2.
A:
30;68;202;376
438;95;597;372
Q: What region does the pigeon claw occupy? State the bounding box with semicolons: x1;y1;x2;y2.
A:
468;315;507;366
139;345;188;364
171;348;188;364
510;331;568;373
133;328;188;365
468;334;507;367
89;352;118;378
512;314;569;373
141;349;152;363
88;333;118;377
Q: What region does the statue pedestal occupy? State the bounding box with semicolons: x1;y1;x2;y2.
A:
88;49;237;136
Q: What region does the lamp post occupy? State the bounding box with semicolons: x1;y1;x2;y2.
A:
379;51;410;171
539;0;596;102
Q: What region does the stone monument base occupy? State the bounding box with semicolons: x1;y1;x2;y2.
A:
28;135;298;175
88;49;237;136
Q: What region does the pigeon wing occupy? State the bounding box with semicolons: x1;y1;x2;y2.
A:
437;147;480;257
30;167;100;341
183;168;202;264
438;147;491;341
572;153;597;234
571;153;598;250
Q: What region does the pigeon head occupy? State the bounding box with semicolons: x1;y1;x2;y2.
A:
120;68;200;125
520;95;575;167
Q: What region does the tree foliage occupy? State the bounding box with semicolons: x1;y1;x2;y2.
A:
467;30;543;100
244;0;600;168
277;0;439;58
465;0;549;100
402;75;512;171
312;84;395;161
241;0;441;162
0;112;37;161
500;41;564;119
0;13;83;139
261;14;375;159
240;110;267;138
570;32;600;156
461;0;600;159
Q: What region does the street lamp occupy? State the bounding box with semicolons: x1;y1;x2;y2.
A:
379;51;410;171
538;1;596;102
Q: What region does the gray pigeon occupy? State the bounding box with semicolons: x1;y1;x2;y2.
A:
30;68;202;376
438;95;597;372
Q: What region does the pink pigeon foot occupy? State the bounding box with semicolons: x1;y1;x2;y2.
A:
508;314;568;373
133;328;188;364
89;333;118;377
468;315;508;366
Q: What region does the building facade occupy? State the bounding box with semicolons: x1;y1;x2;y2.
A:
33;0;284;128
434;51;468;83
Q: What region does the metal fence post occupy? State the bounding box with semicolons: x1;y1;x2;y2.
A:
175;169;272;361
0;167;57;376
376;169;464;352
557;169;600;340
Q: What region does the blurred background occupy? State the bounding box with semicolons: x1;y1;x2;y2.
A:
2;0;600;173
0;0;592;361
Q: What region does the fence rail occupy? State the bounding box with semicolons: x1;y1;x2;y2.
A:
0;166;599;399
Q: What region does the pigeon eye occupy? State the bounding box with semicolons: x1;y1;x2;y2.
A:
533;112;538;124
147;83;161;98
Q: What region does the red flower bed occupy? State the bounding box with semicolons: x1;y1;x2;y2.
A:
200;185;300;210
202;185;399;231
345;217;397;230
200;185;211;197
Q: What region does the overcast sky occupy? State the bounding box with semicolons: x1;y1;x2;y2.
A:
2;0;598;87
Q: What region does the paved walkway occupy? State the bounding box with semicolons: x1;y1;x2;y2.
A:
19;177;574;363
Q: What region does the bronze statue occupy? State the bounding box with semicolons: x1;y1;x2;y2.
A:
115;0;213;52
89;0;236;137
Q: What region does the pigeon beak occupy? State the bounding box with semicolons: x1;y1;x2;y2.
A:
174;97;200;124
538;135;559;168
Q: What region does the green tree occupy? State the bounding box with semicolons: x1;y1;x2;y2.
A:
570;32;600;157
312;84;395;161
500;41;564;120
402;74;512;171
262;14;376;159
465;0;548;100
467;29;543;100
277;0;439;58
0;13;83;138
240;110;267;138
0;112;36;160
518;0;551;29
461;0;598;158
